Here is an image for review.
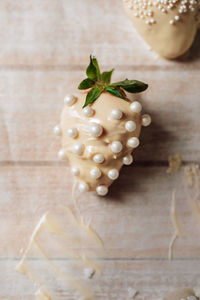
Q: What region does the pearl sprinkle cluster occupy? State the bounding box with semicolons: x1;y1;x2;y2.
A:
123;0;199;26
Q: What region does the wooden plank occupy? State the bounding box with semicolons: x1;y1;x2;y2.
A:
0;69;200;162
0;0;199;68
1;165;200;259
2;260;200;299
1;0;199;298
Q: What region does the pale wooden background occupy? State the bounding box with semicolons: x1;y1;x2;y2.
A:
1;0;200;299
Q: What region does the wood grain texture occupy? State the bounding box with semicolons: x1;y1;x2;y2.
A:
1;0;200;299
0;0;199;68
3;260;200;299
0;69;200;162
1;165;200;259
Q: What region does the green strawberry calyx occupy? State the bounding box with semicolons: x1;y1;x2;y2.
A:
78;55;148;108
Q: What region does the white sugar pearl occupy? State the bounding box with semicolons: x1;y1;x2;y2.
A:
96;185;108;196
174;15;180;21
123;154;133;165
53;125;61;136
78;182;89;193
72;143;84;155
111;141;123;153
83;106;94;117
110;109;123;120
130;101;142;113
58;149;67;160
67;127;78;138
71;166;80;176
127;137;140;148
108;169;119;180
125;120;137;132
90;123;103;137
90;167;101;179
93;154;105;164
142;114;151;126
64;94;77;106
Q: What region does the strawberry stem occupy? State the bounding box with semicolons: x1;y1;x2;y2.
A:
78;55;148;108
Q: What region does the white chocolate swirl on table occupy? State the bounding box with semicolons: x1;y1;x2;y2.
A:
57;92;151;196
123;0;200;59
163;288;198;300
16;207;103;300
168;190;183;260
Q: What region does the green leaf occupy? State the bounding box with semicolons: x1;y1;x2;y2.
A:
104;86;127;100
86;55;98;80
112;79;148;93
78;78;95;90
78;56;149;109
101;69;114;84
83;87;103;108
92;57;101;80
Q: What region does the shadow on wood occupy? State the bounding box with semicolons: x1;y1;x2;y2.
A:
107;118;173;202
176;30;200;63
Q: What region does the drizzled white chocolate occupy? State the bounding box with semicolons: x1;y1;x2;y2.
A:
123;0;200;58
58;92;151;196
16;207;103;300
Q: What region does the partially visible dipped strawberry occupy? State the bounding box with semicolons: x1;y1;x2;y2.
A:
54;56;151;196
123;0;200;59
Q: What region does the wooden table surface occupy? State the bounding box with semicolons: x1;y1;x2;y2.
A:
1;0;200;299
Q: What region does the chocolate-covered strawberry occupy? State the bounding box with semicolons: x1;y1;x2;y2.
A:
54;56;151;196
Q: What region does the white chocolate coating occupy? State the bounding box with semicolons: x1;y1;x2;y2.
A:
60;92;150;194
123;0;200;59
